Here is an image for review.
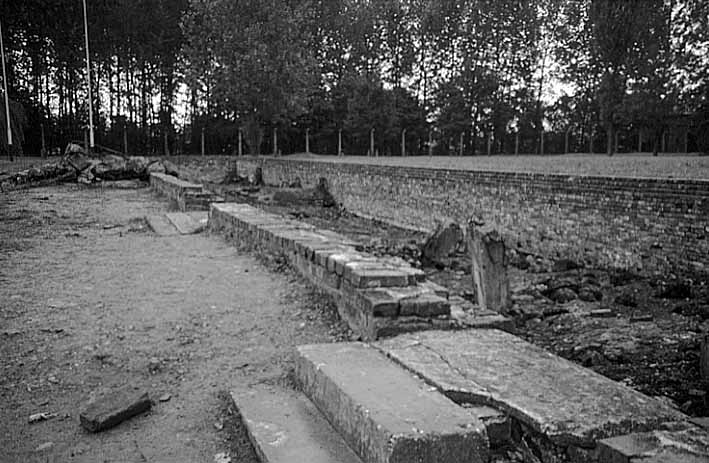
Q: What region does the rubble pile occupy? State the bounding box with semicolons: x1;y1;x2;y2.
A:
0;143;168;190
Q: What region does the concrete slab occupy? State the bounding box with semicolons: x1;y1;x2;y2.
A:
295;342;489;463
374;330;688;448
146;214;179;236
598;427;709;463
166;212;207;235
231;385;364;463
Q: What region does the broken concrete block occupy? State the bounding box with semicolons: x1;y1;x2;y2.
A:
421;220;463;266
80;388;151;432
467;222;511;313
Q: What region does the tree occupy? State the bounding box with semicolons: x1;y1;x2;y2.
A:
182;0;319;154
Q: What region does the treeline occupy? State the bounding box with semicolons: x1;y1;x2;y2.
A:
2;0;708;157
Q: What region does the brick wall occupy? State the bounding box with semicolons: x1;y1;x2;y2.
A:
220;157;709;275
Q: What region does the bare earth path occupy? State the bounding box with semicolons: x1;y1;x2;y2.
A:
0;184;347;463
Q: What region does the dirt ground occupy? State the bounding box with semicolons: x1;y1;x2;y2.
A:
0;183;350;463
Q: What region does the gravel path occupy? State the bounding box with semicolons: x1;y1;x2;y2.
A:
0;184;347;462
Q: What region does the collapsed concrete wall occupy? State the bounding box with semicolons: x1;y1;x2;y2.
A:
223;157;709;277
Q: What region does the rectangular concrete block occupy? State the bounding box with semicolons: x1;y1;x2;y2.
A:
374;330;689;448
398;292;450;317
598;427;709;463
343;261;412;288
231;386;364;463
295;342;489;463
79;388;151;432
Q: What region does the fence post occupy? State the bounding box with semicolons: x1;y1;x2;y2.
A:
487;132;492;156
401;128;406;157
540;130;545;155
237;128;242;156
459;132;464;156
273;127;278;156
305;128;310;154
370;128;374;157
123;122;128;155
564;128;570;154
638;129;642;153
515;131;519;155
428;130;433;156
41;124;46;157
338;129;342;156
201;127;205;156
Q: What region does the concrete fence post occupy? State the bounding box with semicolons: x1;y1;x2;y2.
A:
273;128;278;156
338;129;343;156
123;123;128;155
201;127;205;156
238;128;243;156
41;124;46;157
305;128;310;154
428;130;433;157
370;128;375;157
401;128;406;157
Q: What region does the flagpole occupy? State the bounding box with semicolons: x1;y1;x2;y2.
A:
0;20;12;150
82;0;94;150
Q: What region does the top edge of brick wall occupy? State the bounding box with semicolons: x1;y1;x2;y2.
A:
242;156;709;190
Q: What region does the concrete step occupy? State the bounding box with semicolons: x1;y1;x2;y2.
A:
373;330;689;452
231;385;363;463
165;212;208;235
295;342;490;463
145;214;179;236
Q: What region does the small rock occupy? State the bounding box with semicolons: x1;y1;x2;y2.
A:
589;309;615;318
28;412;57;424
656;281;693;300
549;287;577;304
158;393;172;402
214;452;232;463
578;287;603;302
630;313;654;323
35;442;54;452
214;421;224;431
615;293;638;308
48;375;59;384
79;387;151;432
552;258;581;272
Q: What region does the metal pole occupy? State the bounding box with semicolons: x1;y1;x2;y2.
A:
82;0;95;149
0;21;12;150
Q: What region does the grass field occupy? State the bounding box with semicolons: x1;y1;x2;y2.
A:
2;152;709;180
289;153;709;180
